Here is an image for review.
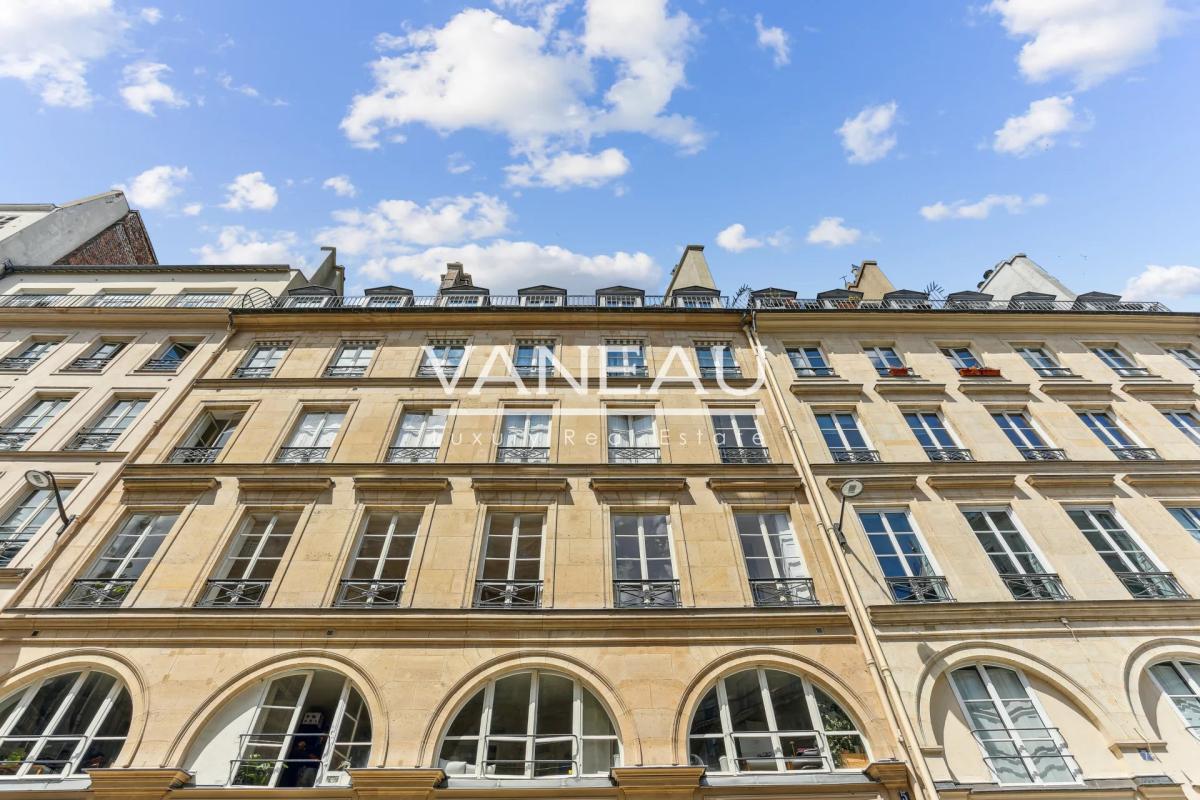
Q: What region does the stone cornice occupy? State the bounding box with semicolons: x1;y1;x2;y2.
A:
809;458;1200;479
869;599;1200;629
1037;380;1116;401
121;476;219;496
196;375;763;390
590;476;689;493
231;308;748;333
872;380;950;402
122;462;800;481
790;380;867;402
754;311;1199;335
236;476;334;495
0;567;30;587
472;476;571;494
1119;380;1198;400
956;381;1034;401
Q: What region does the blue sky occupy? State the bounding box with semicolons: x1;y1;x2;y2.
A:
2;0;1198;304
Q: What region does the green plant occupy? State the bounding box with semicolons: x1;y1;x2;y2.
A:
234;753;275;786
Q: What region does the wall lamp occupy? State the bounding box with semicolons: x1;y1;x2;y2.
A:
832;479;864;550
24;470;72;531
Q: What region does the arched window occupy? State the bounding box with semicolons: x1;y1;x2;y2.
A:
0;670;131;778
1149;661;1200;737
950;665;1080;784
437;670;620;778
688;668;868;773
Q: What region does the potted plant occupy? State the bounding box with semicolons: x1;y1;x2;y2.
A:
887;366;911;377
234;753;275;786
0;747;28;775
958;366;1002;378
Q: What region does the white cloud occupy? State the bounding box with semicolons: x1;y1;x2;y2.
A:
988;0;1181;89
322;175;357;198
120;61;188;115
1122;264;1200;299
196;226;302;265
217;71;259;98
221;171;279;211
920;193;1049;221
491;0;571;32
447;152;474;174
505;148;630;189
182;202;203;216
139;7;161;24
0;0;127;107
114;165;190;210
754;14;790;67
806;216;861;248
837;101;898;164
316;193;512;251
715;223;788;253
993;95;1086;156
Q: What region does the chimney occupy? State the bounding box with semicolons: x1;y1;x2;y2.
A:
440;261;474;290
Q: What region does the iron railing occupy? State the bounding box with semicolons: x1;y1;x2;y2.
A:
0;539;28;567
0;427;38;450
1000;573;1071;601
609;446;661;464
269;295;729;310
0;735;94;775
169;446;223;464
335;579;404;607
64;356;115;372
876;366;918;378
830;448;882;463
793;366;837;378
719;446;770;464
749;577;817;607
606;365;649;378
887;575;954;603
1033;366;1074;377
514;364;555;378
496;447;550;464
58;578;138;608
196;579;272;607
1017;447;1068;461
1114;571;1189;599
0;292;254;309
925;447;974;462
968;727;1080;784
473;580;543;608
1112;366;1152;377
66;427;124;451
699;366;742;379
416;363;463;378
478;735;582;777
275;447;330;464
230;732;331;787
386;446;439;463
232;365;277;379
324;365;367;378
141;357;186;371
614;579;681;608
0;356;41;371
748;296;1169;313
1111;447;1162;461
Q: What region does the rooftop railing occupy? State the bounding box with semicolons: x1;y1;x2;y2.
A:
0;293;256;309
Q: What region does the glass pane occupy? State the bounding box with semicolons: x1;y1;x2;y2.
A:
725;671;769;733
489;674;532;736
582;691;615;736
689;688;722;736
815;687;856;732
535;674;573;736
765;670;811;730
733;735;778;771
446;691;484;738
582;738;619;774
688;737;726;771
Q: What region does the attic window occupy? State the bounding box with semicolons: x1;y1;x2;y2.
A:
0;215;17;229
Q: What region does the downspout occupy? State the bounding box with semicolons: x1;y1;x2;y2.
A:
742;308;937;800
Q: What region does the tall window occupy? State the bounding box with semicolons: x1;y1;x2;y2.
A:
325;341;376;378
688;669;868;773
60;513;177;607
69;398;147;451
0;670;131;776
735;512;813;606
437;671;620;778
787;347;833;377
143;341;197;371
1077;410;1158;459
1169;507;1200;545
66;340;126;372
1015;346;1070;377
497;412;550;463
174;292;233;308
612;513;678;607
605;340;646;376
199;513;300;607
857;510;950;602
475;513;544;608
278;410;344;463
815;413;877;463
607;412;658;463
337;512;419;607
992;411;1063;461
0;487;73;567
1163;410;1200;446
1;397;69;450
1091;346;1148;377
514;340;555;377
951;665;1078;784
235;341;289;378
388;409;446;463
962;509;1067;600
418;341;466;377
712;410;768;463
695;342;740;378
0;339;59;371
942;346;980;369
905;412;969;460
172;411;243;463
864;345;905;376
1149;661;1200;735
1067;508;1186;599
1166;347;1200;374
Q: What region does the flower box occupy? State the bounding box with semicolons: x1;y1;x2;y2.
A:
887;366;912;377
958;366;1002;378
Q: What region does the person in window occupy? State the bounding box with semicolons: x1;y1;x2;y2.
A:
81;748;111;771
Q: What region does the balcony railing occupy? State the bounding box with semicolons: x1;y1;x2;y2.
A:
1033;366;1075;377
925;447;974;462
614;579;681;608
0;356;41;371
0;427;38;451
0;292;255;309
830;448;882;463
66;427;124;451
335;579;403;607
748;296;1169;313
1017;446;1068;461
169;446;222;464
793;366;837;378
275;447;330;464
719;446;770;464
1112;366;1152;377
609;446;661;464
699;366;742;379
58;578;137;608
64;356;115;372
0;539;28;567
1111;446;1161;461
1000;573;1071;601
496;447;550;464
478;735;582;778
749;577;817;607
473;580;543;608
232;365;277;379
230;733;332;788
141;357;186;372
387;446;439;463
968;728;1080;784
606;365;649;378
514;364;555;378
262;295;731;311
886;575;954;603
196;579;272;607
324;365;367;378
416;363;462;378
1115;571;1189;599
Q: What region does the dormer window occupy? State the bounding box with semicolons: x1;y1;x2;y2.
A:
597;287;645;308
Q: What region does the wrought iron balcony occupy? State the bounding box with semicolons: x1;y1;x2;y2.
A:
925;447;974;462
196;579;272;607
830;448;881;463
1111;446;1161;461
387;446;439;463
699;366;742;379
1113;366;1152;377
606;365;648;378
169;446;222;464
614;579;681;608
1000;573;1071;601
886;575;954;603
141;357;185;372
275;447;330;464
719;446;770;464
1017;446;1068;461
609;446;661;464
968;728;1079;783
417;363;461;378
0;356;41;371
749;577;817;607
335;579;403;607
232;365;276;379
0;427;38;450
514;364;555;378
0;539;28;568
66;427;123;451
58;578;137;608
1034;366;1074;377
64;356;115;372
473;580;543;608
324;365;366;378
496;446;550;464
793;366;837;378
1115;571;1189;599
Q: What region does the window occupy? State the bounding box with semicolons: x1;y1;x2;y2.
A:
388;409;446;463
612;513;678;607
142;341;196;371
864;345;907;376
68;397;147;451
520;293;563;307
695;342;740;378
962;509;1067;600
857;510;950;602
0;670;131;776
1163;409;1200;446
437;671;620;778
418;340;466;377
951;665;1078;784
1166;347;1200;374
59;513;177;607
815;413;878;463
277;410;343;463
337;512;419;607
992;411;1065;461
606;412;658;463
941;346;980;369
711;410;768;463
1091;346;1149;377
1077;410;1159;460
66;340;125;371
0;486;72;567
688;669;868;773
735;512;813;606
497;412;550;463
475;513;544;608
0;340;59;371
171;411;243;463
198;512;300;607
1067;508;1186;599
905;412;971;461
0;397;69;450
325;341;376;378
234;341;288;378
1148;661;1200;736
1015;346;1071;377
605;340;646;377
1168;507;1200;545
600;293;641;308
89;293;148;308
677;294;718;308
174;292;233;308
441;293;485;307
514;340;555;378
787;347;833;377
366;293;410;308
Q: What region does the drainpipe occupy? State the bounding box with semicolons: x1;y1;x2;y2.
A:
742;309;938;800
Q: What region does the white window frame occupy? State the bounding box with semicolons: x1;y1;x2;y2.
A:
239;341;289;374
787;346;831;376
611;512;677;582
734;511;807;580
330;341;377;372
1148;660;1200;738
991;411;1052;450
211;512;299;583
599;294;641;308
477;512;545;593
710;409;763;450
815;412;872;452
342;511;420;603
1065;506;1167;575
440;294;485;307
864;345;904;373
520;294;564;307
1090;346;1145;375
1076;410;1139;449
92;397;148;433
0;486;73;565
392;409;447;449
498;412;551;448
419;341;467;375
941;346;980;369
904;411;961;452
960;507;1054;578
606;412;657;448
1168;507;1200;545
1166;347;1200;373
285;410;345;449
1163;409;1200;446
8;397;69;432
856;508;942;581
604;340;646;375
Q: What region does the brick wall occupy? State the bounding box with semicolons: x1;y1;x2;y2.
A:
55;210;158;265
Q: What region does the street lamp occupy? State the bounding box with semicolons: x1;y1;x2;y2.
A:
24;470;72;530
831;479;864;550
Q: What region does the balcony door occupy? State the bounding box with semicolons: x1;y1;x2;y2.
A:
612;513;677;607
734;512;812;605
476;513;544;607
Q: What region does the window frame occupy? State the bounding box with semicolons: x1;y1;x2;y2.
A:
611;511;677;583
904;410;961;451
941;346;980;370
786;346;832;377
1148;660;1200;738
815;411;872;453
1163;409;1200;446
991;410;1052;450
1065;506;1167;576
1075;409;1138;449
1168;506;1200;545
0;485;74;566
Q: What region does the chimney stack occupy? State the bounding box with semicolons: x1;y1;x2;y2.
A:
440;262;474;290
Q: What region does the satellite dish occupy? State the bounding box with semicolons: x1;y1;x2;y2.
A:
25;470;52;489
839;479;864;498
